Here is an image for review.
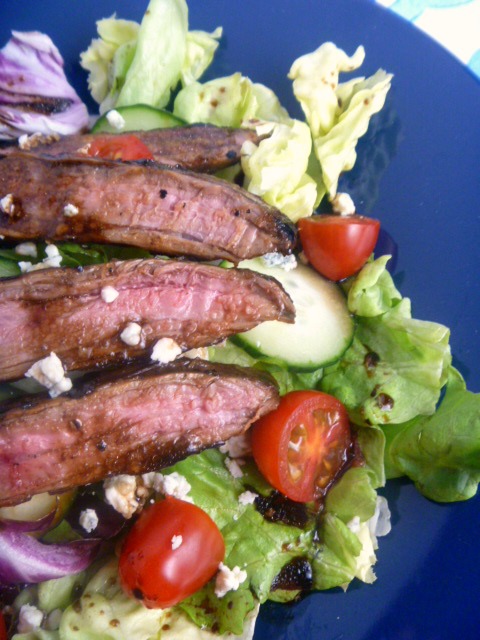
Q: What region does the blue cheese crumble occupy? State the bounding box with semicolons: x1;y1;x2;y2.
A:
25;352;72;398
106;109;126;130
120;322;143;346
214;563;248;598
262;252;297;271
79;508;99;533
151;337;182;363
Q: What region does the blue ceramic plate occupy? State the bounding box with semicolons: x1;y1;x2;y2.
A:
1;1;479;638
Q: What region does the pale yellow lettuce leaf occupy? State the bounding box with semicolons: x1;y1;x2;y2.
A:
289;42;392;197
181;27;223;86
241;119;317;222
173;73;289;126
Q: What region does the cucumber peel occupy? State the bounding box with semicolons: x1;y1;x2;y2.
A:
233;258;354;371
91;104;186;133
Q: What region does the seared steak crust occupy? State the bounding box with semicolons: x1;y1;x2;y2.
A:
0;358;279;507
0;125;263;173
0;258;294;381
0;153;297;261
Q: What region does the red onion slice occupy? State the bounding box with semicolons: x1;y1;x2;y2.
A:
0;31;89;139
0;527;99;584
0;508;56;534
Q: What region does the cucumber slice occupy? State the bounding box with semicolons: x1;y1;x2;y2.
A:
233;258;354;370
91;104;186;133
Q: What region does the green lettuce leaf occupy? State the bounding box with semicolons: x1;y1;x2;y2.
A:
169;448;382;622
14;446;383;638
208;340;324;395
383;367;480;502
346;255;402;317
326;467;378;524
112;0;189;109
55;243;153;267
0;242;153;273
321;257;451;425
80;0;221;113
311;513;362;590
179;582;257;636
171;450;315;607
355;424;386;489
288;42;392;200
0;249;22;277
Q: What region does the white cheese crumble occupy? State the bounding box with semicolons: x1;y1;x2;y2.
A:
77;143;91;155
63;203;79;217
25;352;72;398
79;508;99;533
15;242;37;258
238;490;258;505
261;252;297;271
0;193;15;215
219;433;251;458
17;604;44;633
141;471;164;490
120;322;142;346
214;562;247;598
171;534;183;550
225;457;244;479
106;109;126;130
18;133;30;148
142;471;194;502
18;244;63;273
151;471;193;503
151;337;182;363
44;244;62;265
101;285;119;303
18;262;34;273
103;475;139;519
331;192;356;216
184;346;209;360
18;131;60;150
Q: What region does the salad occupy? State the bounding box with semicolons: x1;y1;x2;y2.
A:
0;1;479;639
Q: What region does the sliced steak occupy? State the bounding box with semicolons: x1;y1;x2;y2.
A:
0;125;264;173
0;358;279;507
0;153;297;261
0;258;294;381
0;125;263;173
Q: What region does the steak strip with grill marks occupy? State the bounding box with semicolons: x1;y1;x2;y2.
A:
0;358;280;507
0;258;294;381
0;124;264;173
0;153;297;261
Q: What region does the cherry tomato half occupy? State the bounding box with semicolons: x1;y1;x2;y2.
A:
87;134;154;161
251;390;352;503
298;214;380;281
119;496;225;609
